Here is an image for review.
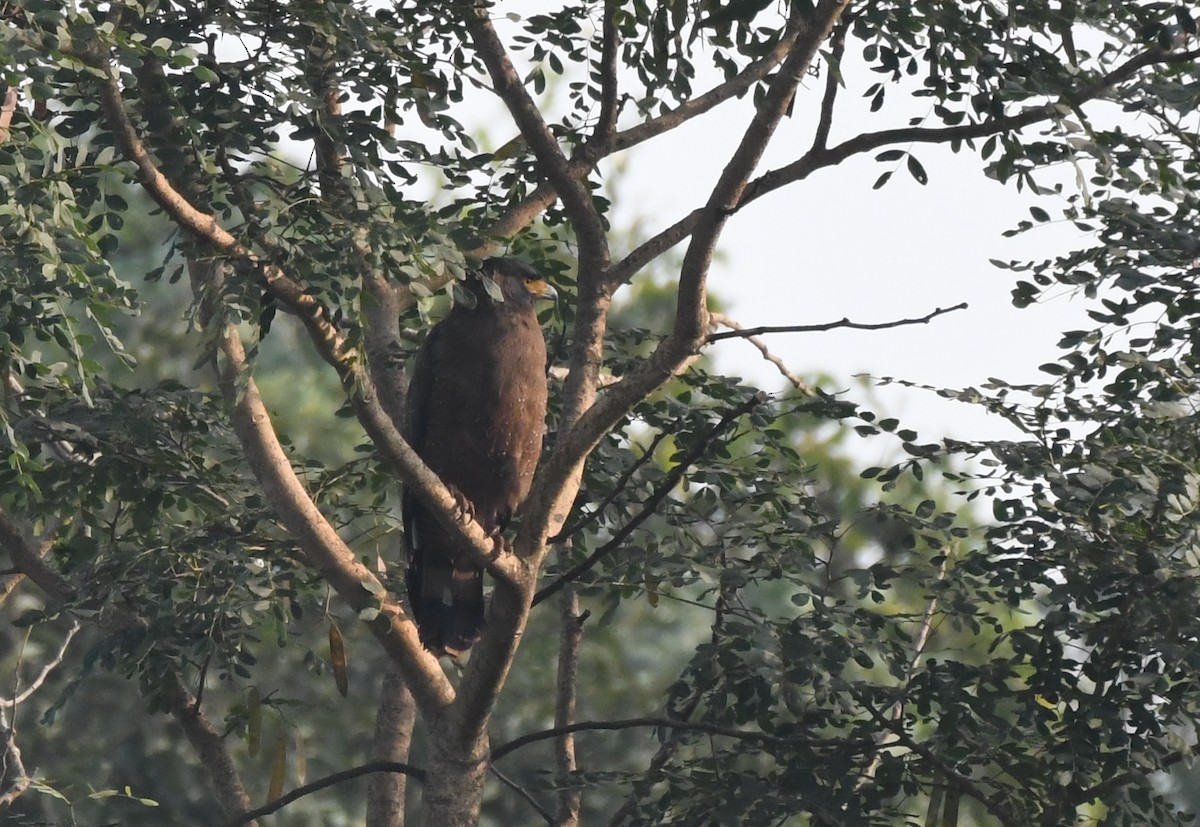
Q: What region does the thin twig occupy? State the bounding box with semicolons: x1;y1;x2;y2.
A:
708;313;814;394
491;716;872;763
707;303;969;342
220;762;427;827
0;707;30;810
854;552;950;790
488;765;555;826
550;429;672;543
2;620;81;709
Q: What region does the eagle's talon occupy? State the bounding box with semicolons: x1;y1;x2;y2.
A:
489;535;508;561
446;484;476;525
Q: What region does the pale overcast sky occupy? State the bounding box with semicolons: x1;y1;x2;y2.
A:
601;54;1094;445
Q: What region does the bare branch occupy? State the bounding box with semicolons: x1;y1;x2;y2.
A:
549;429;672;544
707;302;969;342
554;588;586;827
492;716;872;763
533;392;766;608
221;761;427;827
488;765;555;825
812;13;851;152
593;0;621;144
0;707;29;810
605;208;703;289
708;313;814;394
2;621;80;709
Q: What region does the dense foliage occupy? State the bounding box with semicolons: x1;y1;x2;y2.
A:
3;1;1200;826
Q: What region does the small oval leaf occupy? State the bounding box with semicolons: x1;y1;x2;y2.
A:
906;154;929;185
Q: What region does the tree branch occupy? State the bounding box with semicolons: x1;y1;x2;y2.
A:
491;716;870;763
812;12;851;152
549;428;672;544
708;313;814;394
463;4;607;258
604;208;704;289
554;587;586;827
533;0;851;522
96;42;517;678
2;621;79;709
91;25;468;709
707;302;969;342
533;392;766;608
366;664;416;827
489;765;555;826
188;260;457;715
593;0;621;145
221;761;426;827
0;707;29;810
742;45;1200;210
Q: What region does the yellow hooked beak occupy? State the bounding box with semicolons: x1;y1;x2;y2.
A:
524;279;558;302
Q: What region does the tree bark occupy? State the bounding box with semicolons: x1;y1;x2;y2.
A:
367;664;417;827
420;719;491;827
554;587;584;827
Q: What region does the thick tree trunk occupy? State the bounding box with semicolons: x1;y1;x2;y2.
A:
419;723;491;827
366;664;416;827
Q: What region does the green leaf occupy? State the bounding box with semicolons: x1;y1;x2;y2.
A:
906;154;928;185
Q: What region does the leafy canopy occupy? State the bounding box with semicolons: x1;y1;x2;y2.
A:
2;1;1200;826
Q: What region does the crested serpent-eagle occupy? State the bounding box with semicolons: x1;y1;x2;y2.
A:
402;258;556;656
